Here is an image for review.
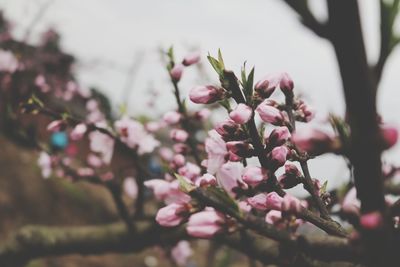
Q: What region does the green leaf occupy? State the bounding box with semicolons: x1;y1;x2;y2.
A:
245;66;255;99
207;54;223;77
175;174;196;193
219;98;232;112
320;180;328;196
31;94;44;108
218;49;225;69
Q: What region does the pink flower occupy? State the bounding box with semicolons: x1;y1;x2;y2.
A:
278;163;302;189
170;129;189;143
182;51;201;66
291;128;336;156
226;141;253;158
170;64;184;82
0;50;18;73
159;147;174;161
265;126;291;147
215;119;240;139
279;72;294;95
256;101;284;125
281;194;303;213
381;125;398;149
87;153;103;167
70;123;87;141
189;85;224;104
342;187;360;215
269;146;289;169
254;73;282;98
163;111;182;125
123;177;138;199
89;131;114;164
178;162;201;181
265;210;282;225
144;179;172;201
217;161;247;194
360;211;383;230
172;154;186;168
171;241;193;266
238;201;252;212
247;192;283;210
195;173;217;187
194;109;211;121
156;203;187;227
242;166;268;187
187;209;224;238
229;103;252;124
37;151;52;178
46;120;65;132
205;130;228;174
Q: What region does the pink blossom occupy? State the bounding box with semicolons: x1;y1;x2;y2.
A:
381;125;398;149
156;203;187;227
265;126;291;147
360;211;383;230
123;177;138;199
278;163;302;189
215;119;239;139
242;166;268;187
144;179;172;201
170;64;184;82
87;153;103;167
182;51;201;66
173;143;188;154
265;192;284;210
86;99;98;112
178;162;201;181
226;141;253;158
255;73;282;98
172;154;186;168
37;151;52;178
229;103;252;124
70;123;87;141
159;147;174;161
281;194;303;213
89;131;115;164
216;161;247;194
186;209;224;238
205;130;228;174
163;111;182;125
189;85;224;104
195;109;211;121
342;187;360;215
291;128;336;156
77;167;95;177
279;72;294;95
195;173;217;187
269;146;289;169
46;120;65;132
247;192;283;210
0;50;18;73
256;101;284;125
171;241;193;266
146;121;164;133
170;129;189;142
265;210;282;225
238;201;252;212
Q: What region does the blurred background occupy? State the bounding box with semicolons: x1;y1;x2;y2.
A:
0;0;399;266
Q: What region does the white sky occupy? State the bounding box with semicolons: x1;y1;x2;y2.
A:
1;0;400;191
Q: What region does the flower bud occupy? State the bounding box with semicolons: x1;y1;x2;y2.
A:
247;192;283;211
47;120;66;132
182;52;201;66
156;203;187;227
291;128;338;156
163;111;182;125
360;211;383;230
194;108;211;121
186;209;225;238
189;85;224;104
265;126;291;147
242;166;268;187
170;64;184;82
123;177;138;199
268;146;288;170
279;72;294;96
265;210;282;225
256;101;284;125
281;194;303;214
170;129;189;142
70;123;87;141
226;141;254;158
171;241;193;266
215;119;240;139
229;103;252;124
381;125;398;149
172;154;186;168
195;173;217;187
254;73;281;98
278;163;302;189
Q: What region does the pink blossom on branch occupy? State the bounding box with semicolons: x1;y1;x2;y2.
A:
186;209;225;238
189;85;224;104
156;203;188;227
171;240;193;266
229;103;252;124
182;51;201;66
256;101;285;125
242;166;268;187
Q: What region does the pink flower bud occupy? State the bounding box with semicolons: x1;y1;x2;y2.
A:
342;187;360;216
170;64;184;82
171;241;193;266
189;85;224;104
215;119;240;139
159;147;174;161
195;173;217;187
266;126;291;147
123;177;138;199
291;128;337;156
279;72;294;95
269;146;288;169
265;210;282;225
296;101;315;122
156;203;187;227
242;166;268;187
226;141;254;158
170;129;189;142
178;162;201;181
172;154;186;168
229;103;252;124
70;123;87;141
278;163;302;189
144;179;171;201
182;52;201;66
238;201;252;212
255;73;281;98
163;111;182;125
360;211;383;230
247;192;283;210
381;125;398;149
194;108;211;121
87;153;103;167
186;209;224;238
256;101;284;125
47;120;65;132
173;143;189;154
281;194;303;214
217;161;247;194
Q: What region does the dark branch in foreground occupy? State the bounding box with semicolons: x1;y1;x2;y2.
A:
0;222;361;267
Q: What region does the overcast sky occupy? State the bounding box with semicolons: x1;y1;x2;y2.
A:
1;0;400;191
